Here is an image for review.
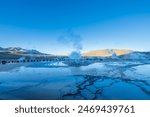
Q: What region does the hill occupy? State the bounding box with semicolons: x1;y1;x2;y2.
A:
0;47;51;59
82;49;132;57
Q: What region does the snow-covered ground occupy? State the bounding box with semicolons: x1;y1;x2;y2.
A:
0;60;150;100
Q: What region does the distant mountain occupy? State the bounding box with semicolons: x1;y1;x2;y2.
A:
0;47;51;59
0;47;45;54
83;49;133;57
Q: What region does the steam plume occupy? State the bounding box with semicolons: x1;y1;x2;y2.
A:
58;29;82;51
58;29;83;59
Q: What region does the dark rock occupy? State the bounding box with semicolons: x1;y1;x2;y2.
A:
2;61;7;64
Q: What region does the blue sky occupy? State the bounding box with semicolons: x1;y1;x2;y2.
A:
0;0;150;55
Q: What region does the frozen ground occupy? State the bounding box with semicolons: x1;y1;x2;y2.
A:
0;60;150;100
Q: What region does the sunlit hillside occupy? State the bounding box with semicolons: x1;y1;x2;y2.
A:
83;49;133;57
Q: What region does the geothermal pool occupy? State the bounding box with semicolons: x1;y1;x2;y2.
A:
0;61;150;100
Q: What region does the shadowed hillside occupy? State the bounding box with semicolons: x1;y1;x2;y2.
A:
0;47;52;60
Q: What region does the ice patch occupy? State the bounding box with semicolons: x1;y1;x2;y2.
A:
124;64;150;80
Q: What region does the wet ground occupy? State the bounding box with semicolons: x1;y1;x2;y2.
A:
0;61;150;100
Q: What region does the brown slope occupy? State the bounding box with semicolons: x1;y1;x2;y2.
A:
82;49;133;57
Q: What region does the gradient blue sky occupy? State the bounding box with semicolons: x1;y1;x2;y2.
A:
0;0;150;55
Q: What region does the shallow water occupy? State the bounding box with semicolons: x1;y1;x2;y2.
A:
0;61;150;100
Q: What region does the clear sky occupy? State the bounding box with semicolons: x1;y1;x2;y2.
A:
0;0;150;55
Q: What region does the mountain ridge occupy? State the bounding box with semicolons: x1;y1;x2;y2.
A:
0;47;44;54
83;49;133;57
0;47;150;60
0;47;51;59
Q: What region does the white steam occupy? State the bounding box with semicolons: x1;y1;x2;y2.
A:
58;29;83;59
69;51;81;60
